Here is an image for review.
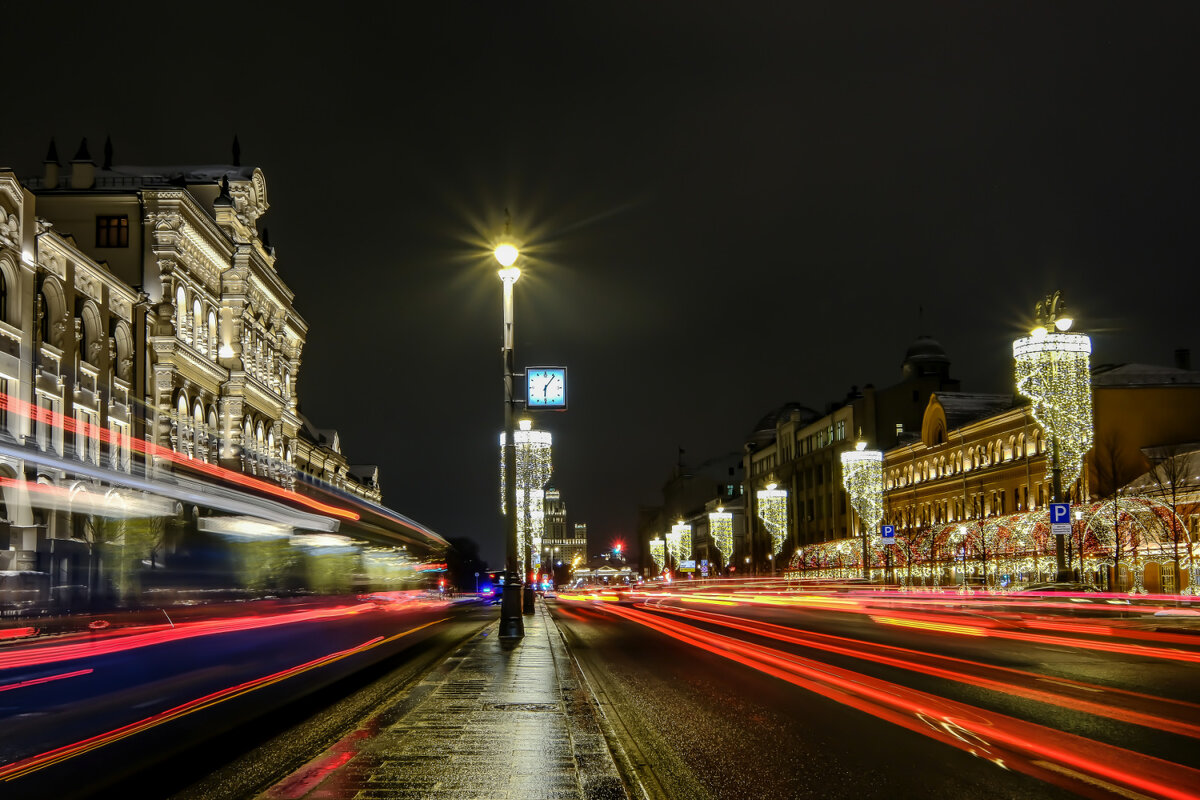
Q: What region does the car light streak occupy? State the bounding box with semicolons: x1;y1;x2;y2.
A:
869;615;989;636
648;605;1200;742
0;603;379;670
0;392;359;521
0;668;93;693
599;603;1200;799
0;617;447;781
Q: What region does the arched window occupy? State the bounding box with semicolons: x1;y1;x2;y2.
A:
207;310;217;356
193;299;203;346
176;285;187;327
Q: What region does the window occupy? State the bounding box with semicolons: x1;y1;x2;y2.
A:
836;420;845;441
895;422;903;436
96;215;129;248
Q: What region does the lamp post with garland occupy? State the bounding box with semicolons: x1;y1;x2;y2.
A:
1013;291;1094;582
841;436;883;582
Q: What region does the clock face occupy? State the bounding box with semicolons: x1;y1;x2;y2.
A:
526;367;567;409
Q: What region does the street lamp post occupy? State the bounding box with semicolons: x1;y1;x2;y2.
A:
497;235;524;639
841;438;884;582
1013;290;1094;583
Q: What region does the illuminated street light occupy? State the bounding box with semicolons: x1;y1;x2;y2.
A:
709;508;734;572
841;437;883;581
649;536;665;575
1014;290;1094;581
756;483;788;574
497;219;524;638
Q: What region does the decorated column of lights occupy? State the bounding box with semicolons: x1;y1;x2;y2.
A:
840;438;883;581
670;522;692;569
664;528;681;573
755;483;788;567
499;418;553;577
649;536;666;575
1013;290;1093;580
708;509;734;571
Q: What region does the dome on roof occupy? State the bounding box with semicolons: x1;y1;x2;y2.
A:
746;402;819;448
902;335;952;380
904;335;948;363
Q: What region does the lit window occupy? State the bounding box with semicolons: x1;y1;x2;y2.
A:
895;422;903;436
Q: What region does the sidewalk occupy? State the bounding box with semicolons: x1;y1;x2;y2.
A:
259;599;629;800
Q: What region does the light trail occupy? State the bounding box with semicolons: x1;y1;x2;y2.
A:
646;604;1200;741
0;618;448;781
598;603;1200;800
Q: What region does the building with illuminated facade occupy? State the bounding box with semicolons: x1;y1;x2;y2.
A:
538;489;587;578
0;140;387;585
742;336;960;571
792;356;1200;592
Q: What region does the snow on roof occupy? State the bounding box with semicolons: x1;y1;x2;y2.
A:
1091;363;1200;388
934;392;1018;428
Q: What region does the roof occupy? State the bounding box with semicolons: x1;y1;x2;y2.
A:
30;163;257;190
934;392;1019;429
1091;363;1200;388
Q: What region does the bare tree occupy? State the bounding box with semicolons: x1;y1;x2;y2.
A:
1091;431;1148;590
1145;444;1197;592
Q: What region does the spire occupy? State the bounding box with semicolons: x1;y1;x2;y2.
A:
44;137;60;165
102;135;113;170
73;137;92;163
232;134;241;167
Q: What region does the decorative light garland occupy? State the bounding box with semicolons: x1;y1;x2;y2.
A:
671;522;692;565
500;420;553;571
1013;331;1094;492
708;511;733;567
649;537;666;573
665;529;681;570
756;487;788;556
841;444;884;543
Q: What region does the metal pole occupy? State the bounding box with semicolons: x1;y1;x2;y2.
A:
499;276;524;639
1052;436;1068;581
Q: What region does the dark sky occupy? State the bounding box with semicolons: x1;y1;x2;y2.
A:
4;2;1198;566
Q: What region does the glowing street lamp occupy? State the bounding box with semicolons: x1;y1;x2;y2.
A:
497;224;524;638
1014;290;1094;581
756;483;788;574
709;508;734;572
841;438;883;581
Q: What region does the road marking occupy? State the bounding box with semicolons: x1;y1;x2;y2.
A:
1037;678;1102;693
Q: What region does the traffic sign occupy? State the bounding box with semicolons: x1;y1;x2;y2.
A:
1049;502;1071;536
881;524;895;546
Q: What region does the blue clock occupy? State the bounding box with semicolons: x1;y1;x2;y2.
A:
526;367;567;410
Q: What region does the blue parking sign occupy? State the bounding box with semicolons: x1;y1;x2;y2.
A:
881;524;895;545
1049;502;1071;536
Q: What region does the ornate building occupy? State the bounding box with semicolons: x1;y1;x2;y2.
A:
743;336;961;571
0;140;391;590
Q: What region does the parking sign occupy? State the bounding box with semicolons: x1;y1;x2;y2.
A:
881;524;895;545
1049;502;1071;536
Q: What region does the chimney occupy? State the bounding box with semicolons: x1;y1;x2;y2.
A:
43;137;60;187
70;137;95;189
102;135;113;170
1175;348;1191;371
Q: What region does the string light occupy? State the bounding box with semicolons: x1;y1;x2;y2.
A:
500;419;553;571
665;528;681;569
756;486;788;556
671;522;692;566
841;443;883;544
1013;330;1094;492
709;510;733;567
649;537;666;573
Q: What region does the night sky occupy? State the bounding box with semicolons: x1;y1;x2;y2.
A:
4;3;1197;566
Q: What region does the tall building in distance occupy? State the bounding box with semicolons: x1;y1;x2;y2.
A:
536;489;588;577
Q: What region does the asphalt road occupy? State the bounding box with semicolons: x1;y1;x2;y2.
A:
548;592;1200;800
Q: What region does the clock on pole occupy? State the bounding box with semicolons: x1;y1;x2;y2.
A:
526;367;567;410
